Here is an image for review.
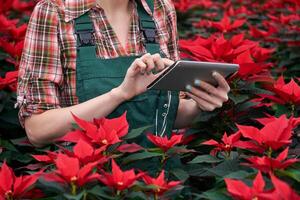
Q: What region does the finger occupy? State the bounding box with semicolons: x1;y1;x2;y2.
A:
195;80;219;96
212;71;230;92
152;53;165;72
141;53;155;73
187;85;223;108
133;58;147;75
162;58;175;66
186;92;216;112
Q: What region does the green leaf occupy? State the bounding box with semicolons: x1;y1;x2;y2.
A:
196;190;231;200
170;168;189;182
229;94;249;104
36;178;65;194
63;192;85;200
206;159;241;177
88;185;115;200
273;104;289;117
0;138;18;151
122;125;151;140
223;170;253;180
188;155;222;164
278;169;300;182
122;151;162;164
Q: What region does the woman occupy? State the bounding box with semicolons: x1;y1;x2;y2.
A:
17;0;230;147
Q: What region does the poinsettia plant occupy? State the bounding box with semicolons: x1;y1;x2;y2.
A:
0;0;300;199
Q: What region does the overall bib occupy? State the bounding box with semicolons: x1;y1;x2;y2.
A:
74;0;179;147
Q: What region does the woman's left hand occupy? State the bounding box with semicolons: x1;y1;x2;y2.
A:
185;71;230;112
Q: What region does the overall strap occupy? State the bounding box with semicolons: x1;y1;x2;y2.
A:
74;13;96;60
74;0;160;55
136;0;160;54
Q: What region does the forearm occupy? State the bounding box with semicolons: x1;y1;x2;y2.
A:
174;98;201;129
25;87;126;147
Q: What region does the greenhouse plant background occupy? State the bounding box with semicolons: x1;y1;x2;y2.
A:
0;0;300;199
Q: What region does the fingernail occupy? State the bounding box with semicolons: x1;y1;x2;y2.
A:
185;84;192;92
194;79;201;86
212;71;217;77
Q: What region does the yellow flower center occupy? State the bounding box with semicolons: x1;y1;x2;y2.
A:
5;190;13;200
117;181;124;186
252;197;258;200
71;176;77;182
102;139;108;145
225;144;231;148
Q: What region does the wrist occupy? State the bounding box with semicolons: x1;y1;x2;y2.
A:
110;87;131;102
190;99;202;113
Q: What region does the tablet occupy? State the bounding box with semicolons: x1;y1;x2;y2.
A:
147;61;239;91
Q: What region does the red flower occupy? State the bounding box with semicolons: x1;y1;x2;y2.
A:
147;133;183;152
142;170;181;196
0;0;13;13
12;0;36;14
0;161;42;200
0;70;19;91
269;173;300;200
32;150;58;164
244;148;299;173
249;25;277;39
225;171;273;200
173;0;212;12
44;153;100;187
202;132;241;156
58;113;129;147
210;14;246;33
117;143;144;153
180;34;252;62
0;39;24;60
257;76;300;105
237;115;300;151
62;139;109;165
98;159;141;191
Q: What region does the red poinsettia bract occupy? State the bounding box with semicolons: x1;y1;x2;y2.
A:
142;170;181;196
210;14;246;33
257;76;300;105
269;173;300;200
244;148;299;173
58;112;129;147
147;133;183;152
98;159;141;191
0;161;42;200
237;115;300;152
44;153;100;188
0;70;18;91
225;171;273;200
173;0;212;12
202;132;241;156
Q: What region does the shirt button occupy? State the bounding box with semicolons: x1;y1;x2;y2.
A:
163;104;168;108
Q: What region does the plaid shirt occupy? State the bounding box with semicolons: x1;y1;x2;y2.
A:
17;0;179;126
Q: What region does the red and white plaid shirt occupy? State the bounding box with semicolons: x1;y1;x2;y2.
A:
17;0;179;126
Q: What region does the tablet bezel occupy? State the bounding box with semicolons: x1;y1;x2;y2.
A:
147;61;239;91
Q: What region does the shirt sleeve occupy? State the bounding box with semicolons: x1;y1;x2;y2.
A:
17;0;63;127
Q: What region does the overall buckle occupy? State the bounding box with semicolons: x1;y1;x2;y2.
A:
76;30;95;47
139;19;157;44
142;28;156;43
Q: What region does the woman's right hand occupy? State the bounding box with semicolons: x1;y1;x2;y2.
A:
116;53;174;101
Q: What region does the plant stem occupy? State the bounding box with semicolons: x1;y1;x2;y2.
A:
71;183;77;196
267;147;272;158
154;193;159;200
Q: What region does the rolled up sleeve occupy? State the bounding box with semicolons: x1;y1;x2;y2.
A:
17;1;63;127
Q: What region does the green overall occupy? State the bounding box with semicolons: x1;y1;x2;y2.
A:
74;0;179;147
